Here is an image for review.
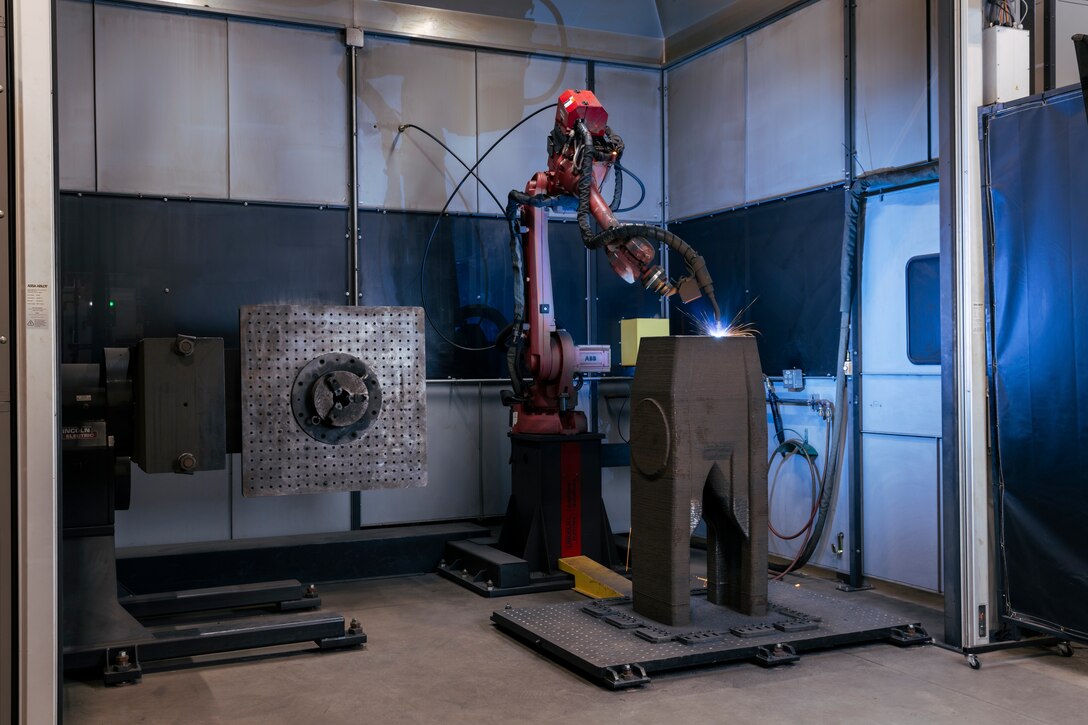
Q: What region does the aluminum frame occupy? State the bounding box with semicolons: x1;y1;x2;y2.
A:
938;0;992;650
13;0;60;719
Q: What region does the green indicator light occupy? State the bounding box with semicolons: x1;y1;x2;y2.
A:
108;300;116;308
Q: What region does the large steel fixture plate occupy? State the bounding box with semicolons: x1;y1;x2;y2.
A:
241;305;426;496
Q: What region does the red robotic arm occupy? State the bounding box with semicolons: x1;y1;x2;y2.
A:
504;89;719;435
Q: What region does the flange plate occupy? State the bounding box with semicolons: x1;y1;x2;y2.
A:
241;305;426;496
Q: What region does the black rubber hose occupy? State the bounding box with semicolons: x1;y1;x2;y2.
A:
608;129;625;212
502;189;572;400
585;223;720;322
769;180;867;574
575;121;596;246
415;103;557;352
610;159;623;212
505;190;569;324
614;161;646;215
397;123;507;217
768;386;786;447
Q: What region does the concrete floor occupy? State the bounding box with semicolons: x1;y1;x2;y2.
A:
65;568;1088;724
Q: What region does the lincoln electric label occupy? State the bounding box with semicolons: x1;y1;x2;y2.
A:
26;283;49;329
62;426;97;441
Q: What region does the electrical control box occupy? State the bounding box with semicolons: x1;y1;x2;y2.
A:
574;345;611;373
983;26;1030;105
620;318;670;367
782;368;805;392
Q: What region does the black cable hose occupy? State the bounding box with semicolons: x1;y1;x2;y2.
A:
610;155;623;211
575;121;596;246
502;188;571;401
584;223;721;322
606;128;626;212
414;103;557;352
614;161;646;215
768;181;865;574
398;123;509;220
398;123;509;305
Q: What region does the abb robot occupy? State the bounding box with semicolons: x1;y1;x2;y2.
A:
502;89;720;436
471;90;720;586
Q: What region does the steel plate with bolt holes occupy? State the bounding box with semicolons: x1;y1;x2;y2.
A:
241;305;426;496
492;580;929;689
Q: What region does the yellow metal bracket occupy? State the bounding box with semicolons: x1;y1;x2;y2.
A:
558;556;633;599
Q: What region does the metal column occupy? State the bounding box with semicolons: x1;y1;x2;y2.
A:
1;5;13;720
938;0;992;650
347;34;362;530
12;0;61;718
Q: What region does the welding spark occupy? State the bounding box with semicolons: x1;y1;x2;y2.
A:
699;299;758;339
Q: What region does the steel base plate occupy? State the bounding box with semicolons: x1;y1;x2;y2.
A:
241;305;426;495
491;581;929;689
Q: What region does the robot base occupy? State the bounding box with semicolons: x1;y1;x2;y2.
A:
438;432;619;597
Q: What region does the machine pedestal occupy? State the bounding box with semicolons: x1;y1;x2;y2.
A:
438;432;620;597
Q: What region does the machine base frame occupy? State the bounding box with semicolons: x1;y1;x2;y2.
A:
491;581;930;689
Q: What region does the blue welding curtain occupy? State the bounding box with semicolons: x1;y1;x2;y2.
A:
984;88;1088;641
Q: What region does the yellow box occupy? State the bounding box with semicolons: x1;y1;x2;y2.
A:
620;317;670;366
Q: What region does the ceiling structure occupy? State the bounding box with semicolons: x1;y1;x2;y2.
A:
144;0;805;66
382;0;803;63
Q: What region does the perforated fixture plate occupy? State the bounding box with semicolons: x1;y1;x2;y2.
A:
492;580;929;689
241;305;426;496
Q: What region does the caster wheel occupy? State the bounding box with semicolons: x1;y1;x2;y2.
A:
1057;642;1074;658
967;654;981;670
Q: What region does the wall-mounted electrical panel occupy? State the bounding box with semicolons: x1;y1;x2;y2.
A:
984;25;1030;104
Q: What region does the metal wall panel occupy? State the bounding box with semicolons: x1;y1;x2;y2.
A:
662;0;800;64
764;378;851;574
593;64;664;223
479;385;514;515
359;37;478;213
114;464;231;547
745;0;845;202
229;455;351;538
1057;1;1088;88
58;196;347;359
861;375;941;438
855;0;929;173
665;39;746;220
56;0;96;191
357;383;514;526
862;434;940;590
228;21;348;204
861;183;940;375
94;4;228;197
476;51;586;217
359;384;482;525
